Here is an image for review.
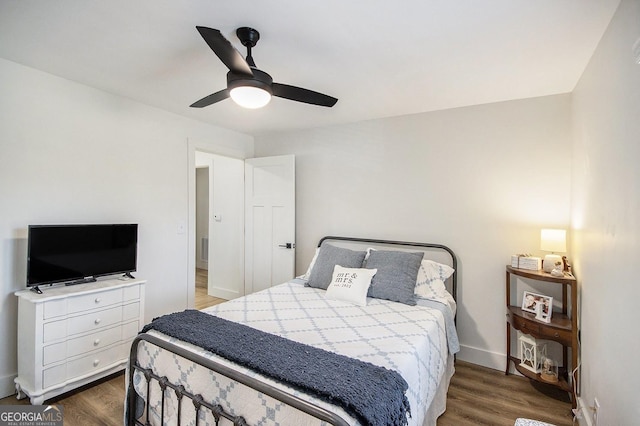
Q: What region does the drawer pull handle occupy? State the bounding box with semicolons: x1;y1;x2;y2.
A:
554;332;559;338
94;318;101;325
95;298;101;304
93;359;100;367
94;339;101;346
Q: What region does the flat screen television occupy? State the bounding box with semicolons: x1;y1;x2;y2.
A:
27;224;138;292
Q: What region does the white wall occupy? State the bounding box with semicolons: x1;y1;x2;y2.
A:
571;0;640;424
0;58;253;397
194;152;245;300
254;94;573;368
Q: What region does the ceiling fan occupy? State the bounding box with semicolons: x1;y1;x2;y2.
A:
191;26;338;109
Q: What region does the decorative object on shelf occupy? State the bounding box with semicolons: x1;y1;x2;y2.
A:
519;333;548;373
550;261;565;277
535;300;552;323
540;229;566;273
540;355;559;383
521;290;553;317
510;254;542;271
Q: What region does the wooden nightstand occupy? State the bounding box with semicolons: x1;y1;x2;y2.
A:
505;265;578;408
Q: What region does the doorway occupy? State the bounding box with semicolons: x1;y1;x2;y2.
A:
187;140;296;309
194;151;245;304
194;166;221;309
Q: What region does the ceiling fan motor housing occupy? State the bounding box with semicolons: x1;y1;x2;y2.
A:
227;68;273;95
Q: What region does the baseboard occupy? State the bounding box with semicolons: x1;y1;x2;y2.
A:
456;344;506;371
0;372;17;399
208;286;242;300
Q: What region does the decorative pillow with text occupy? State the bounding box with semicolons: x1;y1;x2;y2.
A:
325;265;377;307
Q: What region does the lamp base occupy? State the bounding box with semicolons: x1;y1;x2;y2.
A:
543;254;563;273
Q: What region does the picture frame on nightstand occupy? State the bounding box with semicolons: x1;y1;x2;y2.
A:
535;301;553;323
521;290;552;318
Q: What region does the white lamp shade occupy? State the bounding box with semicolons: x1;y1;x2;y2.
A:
541;228;566;272
230;86;272;109
540;229;566;253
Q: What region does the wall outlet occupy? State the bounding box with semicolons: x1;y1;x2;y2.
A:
593;397;600;426
572;408;583;421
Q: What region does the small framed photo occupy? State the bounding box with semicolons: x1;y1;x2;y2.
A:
522;291;553;320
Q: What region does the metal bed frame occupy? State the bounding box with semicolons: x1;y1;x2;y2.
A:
127;236;457;426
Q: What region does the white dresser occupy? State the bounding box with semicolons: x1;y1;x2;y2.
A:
14;278;145;404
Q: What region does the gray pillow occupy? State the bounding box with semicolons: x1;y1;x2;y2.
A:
365;250;424;305
307;244;367;290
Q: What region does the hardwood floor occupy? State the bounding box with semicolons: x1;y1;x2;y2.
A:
2;269;573;424
195;267;208;288
438;361;574;426
1;360;573;425
195;268;227;310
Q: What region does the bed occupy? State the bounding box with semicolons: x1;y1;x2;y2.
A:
126;236;459;426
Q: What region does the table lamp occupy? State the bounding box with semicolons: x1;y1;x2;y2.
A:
541;229;566;273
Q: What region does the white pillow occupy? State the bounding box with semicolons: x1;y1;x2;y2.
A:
325;265;377;307
299;247;320;280
414;259;454;299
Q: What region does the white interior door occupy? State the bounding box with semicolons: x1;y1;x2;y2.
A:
245;155;295;294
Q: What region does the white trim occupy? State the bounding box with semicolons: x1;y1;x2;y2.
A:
0;373;17;399
457;344;506;371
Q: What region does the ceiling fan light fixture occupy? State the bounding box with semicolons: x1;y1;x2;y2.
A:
230;85;272;109
191;27;338;109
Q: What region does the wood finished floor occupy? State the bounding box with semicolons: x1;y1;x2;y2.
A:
1;268;574;425
0;361;573;426
195;267;226;310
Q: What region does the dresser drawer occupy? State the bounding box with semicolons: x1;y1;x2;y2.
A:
123;285;140;302
43;299;67;320
43;320;67;343
537;326;573;345
67;343;127;380
123;302;140;321
512;315;541;335
67;287;123;314
122;320;140;341
42;363;66;389
42;343;127;389
67;306;122;336
43;325;123;366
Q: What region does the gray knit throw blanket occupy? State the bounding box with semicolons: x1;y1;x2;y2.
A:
142;310;411;426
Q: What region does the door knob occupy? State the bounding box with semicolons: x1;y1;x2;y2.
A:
278;243;295;249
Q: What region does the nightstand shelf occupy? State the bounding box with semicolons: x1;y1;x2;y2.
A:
507;355;572;393
505;265;578;408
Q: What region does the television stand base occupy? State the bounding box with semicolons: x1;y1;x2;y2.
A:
124;272;135;279
30;286;43;294
65;277;97;286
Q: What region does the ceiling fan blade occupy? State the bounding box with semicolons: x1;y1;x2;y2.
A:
190;89;229;108
272;83;338;107
196;26;253;77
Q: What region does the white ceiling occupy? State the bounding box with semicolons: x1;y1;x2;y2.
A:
0;0;620;137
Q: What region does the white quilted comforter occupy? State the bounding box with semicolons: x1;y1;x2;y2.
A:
132;280;458;426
